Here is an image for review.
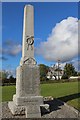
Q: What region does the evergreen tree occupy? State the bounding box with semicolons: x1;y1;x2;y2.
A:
64;63;77;78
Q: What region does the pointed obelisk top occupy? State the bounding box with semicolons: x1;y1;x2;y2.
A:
20;5;36;65
25;4;33;7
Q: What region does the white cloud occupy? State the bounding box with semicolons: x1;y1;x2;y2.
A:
71;59;80;71
9;44;22;56
36;17;78;62
2;69;16;78
56;59;79;71
1;42;22;56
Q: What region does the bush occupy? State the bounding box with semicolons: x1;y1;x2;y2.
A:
62;74;68;79
40;77;46;81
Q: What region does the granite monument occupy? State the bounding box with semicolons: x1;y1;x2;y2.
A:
8;5;44;118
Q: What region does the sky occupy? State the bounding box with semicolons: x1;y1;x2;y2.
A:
1;0;79;2
1;2;79;76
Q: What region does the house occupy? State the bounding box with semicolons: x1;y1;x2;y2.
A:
69;76;80;79
47;65;64;80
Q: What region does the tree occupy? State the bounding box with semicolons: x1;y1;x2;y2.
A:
39;64;49;81
9;75;16;84
61;74;68;79
0;70;9;85
78;72;80;76
63;63;77;78
0;70;9;80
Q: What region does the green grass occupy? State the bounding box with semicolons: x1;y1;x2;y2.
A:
1;81;80;111
41;82;78;97
2;86;16;102
67;98;80;110
41;82;79;111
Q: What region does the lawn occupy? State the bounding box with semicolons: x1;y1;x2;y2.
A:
41;82;79;111
2;85;16;102
41;82;78;97
1;81;80;111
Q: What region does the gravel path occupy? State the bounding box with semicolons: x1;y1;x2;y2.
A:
0;99;79;119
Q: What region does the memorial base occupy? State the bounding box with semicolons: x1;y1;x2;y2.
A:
8;64;44;118
8;95;43;118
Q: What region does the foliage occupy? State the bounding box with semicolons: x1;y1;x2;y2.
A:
39;64;49;81
78;72;80;76
0;71;9;80
8;75;16;83
0;71;9;86
61;74;68;79
63;63;77;78
1;74;16;86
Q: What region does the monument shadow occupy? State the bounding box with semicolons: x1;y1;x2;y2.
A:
41;93;80;116
58;93;80;102
41;98;64;116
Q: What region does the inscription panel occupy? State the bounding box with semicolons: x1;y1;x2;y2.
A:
21;65;40;96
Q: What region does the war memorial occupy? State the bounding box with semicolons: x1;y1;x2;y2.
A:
8;5;44;118
0;4;78;119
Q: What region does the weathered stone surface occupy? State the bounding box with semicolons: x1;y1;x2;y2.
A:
8;64;44;117
8;101;25;115
13;95;43;106
16;65;40;97
20;5;35;66
8;5;44;118
25;105;41;118
2;101;79;118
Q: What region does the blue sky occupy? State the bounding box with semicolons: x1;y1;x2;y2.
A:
2;2;78;75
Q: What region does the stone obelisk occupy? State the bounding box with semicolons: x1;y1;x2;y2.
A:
8;5;43;118
20;4;35;65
